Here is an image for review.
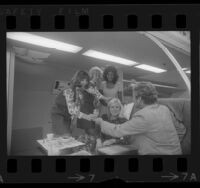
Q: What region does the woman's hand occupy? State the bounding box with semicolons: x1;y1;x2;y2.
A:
85;114;98;121
87;87;96;94
79;112;99;121
92;117;103;125
80;113;94;121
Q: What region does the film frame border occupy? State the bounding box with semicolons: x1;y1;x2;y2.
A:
0;4;199;183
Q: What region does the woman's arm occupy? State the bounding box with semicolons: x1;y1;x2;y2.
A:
63;88;91;120
87;85;111;105
98;89;108;106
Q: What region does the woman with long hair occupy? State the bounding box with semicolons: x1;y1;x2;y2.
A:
102;66;123;100
51;70;104;137
100;65;123;115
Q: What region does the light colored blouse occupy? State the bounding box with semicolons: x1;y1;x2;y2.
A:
100;104;182;155
101;81;122;98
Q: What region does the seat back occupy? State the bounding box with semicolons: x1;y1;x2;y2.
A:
11;126;43;155
158;98;191;154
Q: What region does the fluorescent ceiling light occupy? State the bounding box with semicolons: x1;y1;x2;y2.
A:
185;70;191;74
135;64;167;73
7;32;82;53
83;50;138;66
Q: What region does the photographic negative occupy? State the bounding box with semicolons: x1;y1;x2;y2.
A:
6;31;191;156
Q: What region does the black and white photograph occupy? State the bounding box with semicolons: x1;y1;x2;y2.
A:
6;31;191;156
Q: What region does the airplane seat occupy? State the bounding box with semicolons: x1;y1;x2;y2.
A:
158;98;191;154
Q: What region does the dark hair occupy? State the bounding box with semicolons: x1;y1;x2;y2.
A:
133;82;158;105
103;66;119;84
70;70;90;91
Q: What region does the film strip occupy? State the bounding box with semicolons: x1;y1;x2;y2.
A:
0;4;199;183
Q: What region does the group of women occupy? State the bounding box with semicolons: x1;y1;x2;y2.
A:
51;66;127;153
51;65;183;155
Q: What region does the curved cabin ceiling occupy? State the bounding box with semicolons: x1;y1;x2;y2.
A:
7;32;190;91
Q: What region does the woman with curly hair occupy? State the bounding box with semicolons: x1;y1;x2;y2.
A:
102;66;123;100
101;66;123;115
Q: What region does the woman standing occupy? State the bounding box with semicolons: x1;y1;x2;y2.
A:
51;70;103;138
89;66;103;91
102;66;123;100
88;66;110;114
101;66;123;115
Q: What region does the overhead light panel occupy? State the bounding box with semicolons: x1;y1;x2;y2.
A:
7;32;82;53
135;64;167;73
82;50;138;66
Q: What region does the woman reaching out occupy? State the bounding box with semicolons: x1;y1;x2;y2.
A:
51;70;105;137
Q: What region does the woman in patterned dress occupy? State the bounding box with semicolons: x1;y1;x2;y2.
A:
51;70;105;136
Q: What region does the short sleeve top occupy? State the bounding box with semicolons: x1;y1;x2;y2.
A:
102;81;122;98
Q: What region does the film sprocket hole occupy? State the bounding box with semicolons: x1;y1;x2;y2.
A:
0;3;199;183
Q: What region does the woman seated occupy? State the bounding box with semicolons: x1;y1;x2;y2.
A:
96;98;129;147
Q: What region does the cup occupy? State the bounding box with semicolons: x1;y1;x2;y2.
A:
47;133;54;140
47;144;60;156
